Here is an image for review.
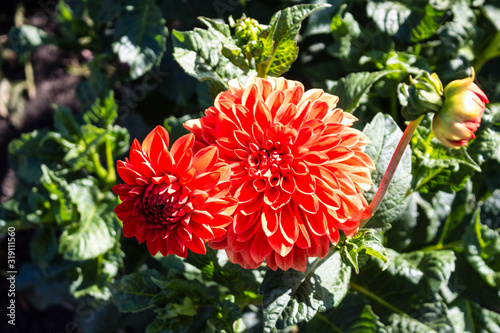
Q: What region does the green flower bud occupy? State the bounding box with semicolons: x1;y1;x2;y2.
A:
432;69;489;149
400;72;444;120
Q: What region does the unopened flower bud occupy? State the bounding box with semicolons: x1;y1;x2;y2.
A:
432;70;489;149
400;72;444;120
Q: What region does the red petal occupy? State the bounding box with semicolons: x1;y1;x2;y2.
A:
304;210;327;236
187;236;207;254
175;149;193;178
190;171;221;192
275;103;298;125
250;229;273;263
265;90;284;114
264;187;280;205
279;205;298;244
242;83;258;111
254;99;272;129
293;191;319;213
233;213;257;234
192;146;218;173
235;180;257;203
295;172;316;194
117;165;144;184
240;192;264;215
280;173;296;194
178;226;193;241
170;134;195;163
190;222;215;240
262;206;279;236
302;151;329;165
142;126;169;156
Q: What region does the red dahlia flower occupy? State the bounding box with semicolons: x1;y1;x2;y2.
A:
185;77;375;271
113;126;238;258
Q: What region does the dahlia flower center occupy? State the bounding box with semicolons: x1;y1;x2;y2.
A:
249;143;293;180
140;182;188;227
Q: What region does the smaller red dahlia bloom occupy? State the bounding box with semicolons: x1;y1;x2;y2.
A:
113;126;238;258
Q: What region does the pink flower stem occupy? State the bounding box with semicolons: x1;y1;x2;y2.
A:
360;115;424;228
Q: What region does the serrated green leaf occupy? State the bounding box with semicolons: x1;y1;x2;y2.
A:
257;4;330;77
70;244;124;300
40;165;73;224
172;27;247;94
329;71;398;113
363;113;412;229
83;91;118;128
207;300;242;332
351;249;456;332
481;190;500;229
463;216;500;288
260;251;351;332
111;269;163;313
185;249;261;296
342;229;388;274
112;0;167;79
58;179;121;261
53;105;82;142
8;129;65;183
454;298;500;333
298;294;387;333
366;1;451;43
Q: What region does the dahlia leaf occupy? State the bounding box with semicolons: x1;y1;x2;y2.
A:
29;226;58;270
111;0;167;79
198;16;250;73
327;4;363;62
59;179;121;261
53;105;82;142
451;298;500;332
40;165;73;224
83;91;118;128
70;244;124;300
260;251;351;332
111;269;163;313
185;249;261;295
329;70;399;113
463;214;500;288
172;27;247;93
363;113;412;229
386;191;456;251
8;129;66;183
342;230;388;274
16;260;77;310
481;189;500;229
351;249;456;332
257;4;331;77
366;0;451;43
297;294;387;332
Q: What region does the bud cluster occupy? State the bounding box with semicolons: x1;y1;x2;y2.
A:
229;15;264;60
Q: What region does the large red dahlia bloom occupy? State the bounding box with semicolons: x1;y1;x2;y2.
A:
113;126;238;258
185;77;375;271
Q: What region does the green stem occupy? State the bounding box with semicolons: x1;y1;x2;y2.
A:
413;167;444;193
361;115;424;228
105;138;116;185
91;147;108;181
421;240;463;253
349;282;406;317
314;313;343;333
